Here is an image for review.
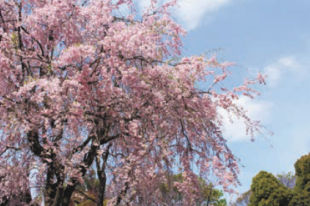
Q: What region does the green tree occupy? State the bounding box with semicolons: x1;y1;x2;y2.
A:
288;192;310;206
294;153;310;192
69;172;227;206
249;171;291;206
249;153;310;206
159;173;227;206
289;153;310;206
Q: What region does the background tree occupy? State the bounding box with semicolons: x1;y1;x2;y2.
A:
74;173;227;206
233;173;295;206
289;153;310;206
232;190;251;206
248;153;310;206
158;173;227;206
0;0;265;205
276;172;296;189
294;153;310;192
249;171;291;206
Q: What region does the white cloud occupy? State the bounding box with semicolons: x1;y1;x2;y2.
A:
136;0;233;30
175;0;232;30
220;96;273;142
221;55;309;142
263;56;305;87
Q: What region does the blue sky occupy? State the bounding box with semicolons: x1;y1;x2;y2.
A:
137;0;310;198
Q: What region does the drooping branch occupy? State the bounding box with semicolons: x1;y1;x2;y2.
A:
0;1;266;205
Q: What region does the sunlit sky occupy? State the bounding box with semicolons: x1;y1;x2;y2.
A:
136;0;310;199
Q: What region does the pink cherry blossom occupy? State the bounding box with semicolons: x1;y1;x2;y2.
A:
0;0;265;205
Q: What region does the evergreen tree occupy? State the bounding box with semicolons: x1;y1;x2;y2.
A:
294;153;310;192
249;171;291;206
249;153;310;206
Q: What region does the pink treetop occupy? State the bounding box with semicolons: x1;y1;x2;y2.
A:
0;0;265;205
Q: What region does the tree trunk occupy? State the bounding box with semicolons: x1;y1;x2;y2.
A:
96;144;111;206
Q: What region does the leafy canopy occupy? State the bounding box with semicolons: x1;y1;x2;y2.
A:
249;153;310;206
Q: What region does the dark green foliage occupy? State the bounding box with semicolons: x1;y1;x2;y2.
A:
249;153;310;206
288;191;310;206
234;173;296;206
262;187;292;206
249;171;291;206
294;153;310;192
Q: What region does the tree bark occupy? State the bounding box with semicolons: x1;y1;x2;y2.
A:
96;144;111;206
